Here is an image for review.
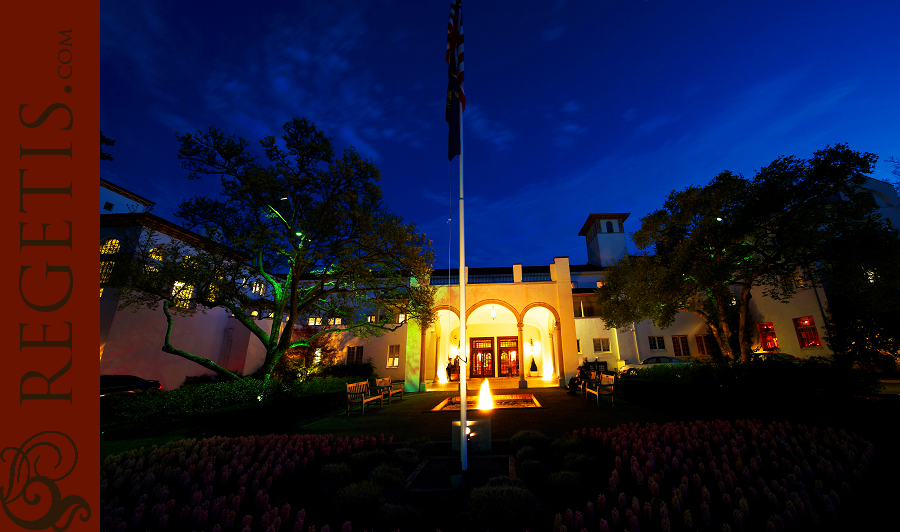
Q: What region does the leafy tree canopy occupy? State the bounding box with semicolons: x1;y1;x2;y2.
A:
114;117;435;381
596;144;882;362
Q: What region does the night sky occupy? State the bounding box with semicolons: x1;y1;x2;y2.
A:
101;0;900;270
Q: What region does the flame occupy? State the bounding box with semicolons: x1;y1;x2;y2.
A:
477;380;494;410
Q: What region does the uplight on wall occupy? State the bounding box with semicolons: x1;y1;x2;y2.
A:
490;305;496;320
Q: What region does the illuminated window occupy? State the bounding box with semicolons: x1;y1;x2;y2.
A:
866;270;876;283
100;261;115;297
671;335;689;357
172;281;194;309
308;317;323;326
695;335;712;357
252;280;265;295
314;348;322;365
593;338;611;352
757;323;779;351
327;317;342;325
100;238;120;254
367;315;377;323
576;339;582;354
387;345;400;368
792;270;806;289
793;316;821;348
396;313;408;323
596;281;605;288
347;345;363;364
648;336;665;350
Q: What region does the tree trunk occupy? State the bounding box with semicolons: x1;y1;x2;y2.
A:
737;286;753;363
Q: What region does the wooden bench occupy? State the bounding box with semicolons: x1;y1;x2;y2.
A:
584;372;617;407
346;381;383;416
374;377;404;404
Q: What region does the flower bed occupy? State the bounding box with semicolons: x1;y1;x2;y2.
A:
551;419;875;532
100;433;398;532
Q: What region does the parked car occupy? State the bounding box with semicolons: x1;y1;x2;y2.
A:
751;352;804;364
620;356;691;373
100;375;162;396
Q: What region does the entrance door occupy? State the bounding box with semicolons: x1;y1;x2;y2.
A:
470;338;494;378
497;337;519;377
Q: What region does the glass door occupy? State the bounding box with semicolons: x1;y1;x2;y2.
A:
497;337;519;377
470;338;494;378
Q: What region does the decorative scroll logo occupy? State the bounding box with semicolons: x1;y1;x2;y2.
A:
1;431;90;530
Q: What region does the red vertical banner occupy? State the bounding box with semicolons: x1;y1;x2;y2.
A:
1;2;99;531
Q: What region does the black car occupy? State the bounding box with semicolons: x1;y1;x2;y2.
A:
100;375;162;396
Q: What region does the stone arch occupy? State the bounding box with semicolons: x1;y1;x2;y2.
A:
465;298;519;322
431;304;461;321
518;301;561;326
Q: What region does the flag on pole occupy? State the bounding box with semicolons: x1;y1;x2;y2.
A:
446;0;464;160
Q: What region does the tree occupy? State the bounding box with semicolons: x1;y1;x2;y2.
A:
887;156;900;195
114;117;435;381
101;131;115;161
819;214;900;372
596;144;879;362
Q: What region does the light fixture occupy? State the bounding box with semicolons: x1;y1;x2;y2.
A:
490;305;496;320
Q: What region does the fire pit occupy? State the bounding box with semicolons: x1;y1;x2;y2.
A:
431;393;542;411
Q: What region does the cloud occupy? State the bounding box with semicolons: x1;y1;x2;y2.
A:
634;115;676;137
562;100;581;113
340;126;381;161
465;105;516;151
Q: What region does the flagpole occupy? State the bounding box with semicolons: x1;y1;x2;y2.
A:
458;103;467;472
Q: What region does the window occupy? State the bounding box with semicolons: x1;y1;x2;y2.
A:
757;323;779;351
593;338;611;352
571;281;578;289
596;281;605;288
387;345;400;368
172;281;194;309
606;221;614;233
103;201;114;211
100;238;120;254
582;304;594;317
327;317;342;325
251;280;265;295
695;335;712;357
100;261;115;297
793;316;822;348
347;346;364;364
648;336;665;350
308;317;323;326
314;348;322;365
396;313;408;323
576;339;581;354
671;335;689;357
792;270;806;289
366;315;377;323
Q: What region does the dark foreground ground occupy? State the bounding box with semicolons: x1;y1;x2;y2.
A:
101;384;900;531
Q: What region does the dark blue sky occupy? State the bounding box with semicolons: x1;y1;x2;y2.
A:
101;0;900;269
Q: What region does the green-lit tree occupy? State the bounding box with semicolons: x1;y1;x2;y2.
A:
113;117;435;381
596;144;879;362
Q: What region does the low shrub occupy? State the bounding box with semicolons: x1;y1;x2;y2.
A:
467;485;538;532
510;429;551;454
515;445;539;466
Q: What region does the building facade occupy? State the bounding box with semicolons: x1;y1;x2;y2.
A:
100;178;900;391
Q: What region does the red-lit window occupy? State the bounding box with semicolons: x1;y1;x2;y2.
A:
695;335;711;357
672;336;689;357
792;316;821;348
757;322;779;351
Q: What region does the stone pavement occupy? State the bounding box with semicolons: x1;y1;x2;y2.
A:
294;385;669;447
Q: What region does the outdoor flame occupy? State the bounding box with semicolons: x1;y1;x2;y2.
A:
477;380;494;410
